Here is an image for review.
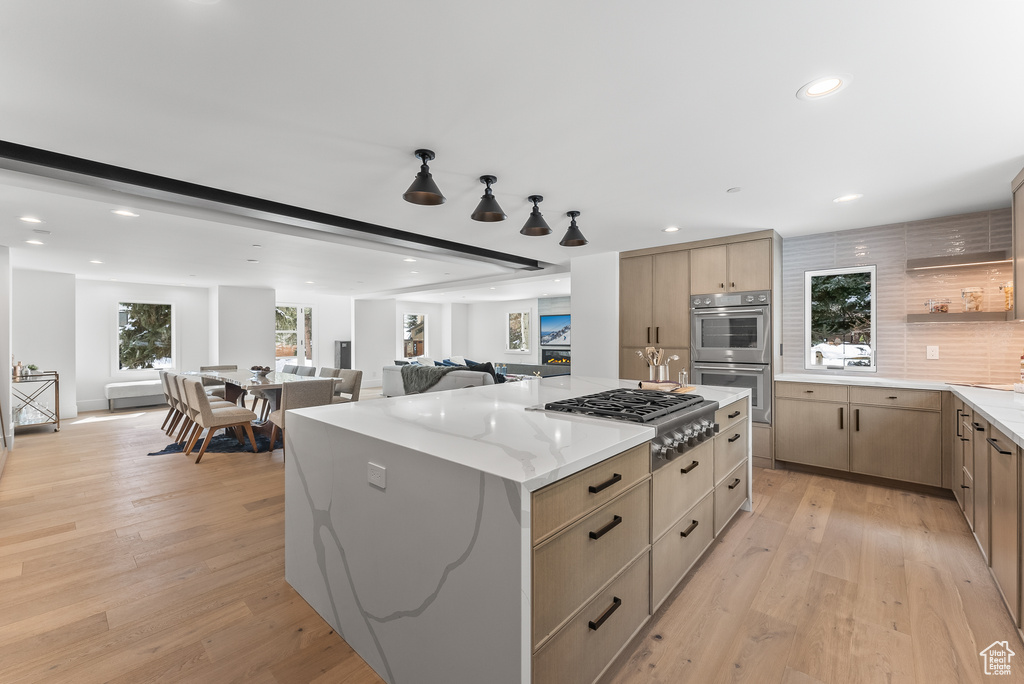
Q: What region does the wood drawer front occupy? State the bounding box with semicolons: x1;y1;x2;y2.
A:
533;553;650;684
714;461;747;536
714;421;748;486
533;482;650;647
651;440;713;540
963;469;975;531
532;444;649;545
714;399;747;431
651;492;715;611
848;386;941;410
775;382;848;403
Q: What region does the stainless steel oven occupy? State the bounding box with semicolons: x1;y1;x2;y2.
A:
691;361;771;424
690;291;770;365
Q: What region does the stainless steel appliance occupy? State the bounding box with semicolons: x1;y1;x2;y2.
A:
690;361;770;424
690;290;771;423
543;388;719;471
690;290;771;365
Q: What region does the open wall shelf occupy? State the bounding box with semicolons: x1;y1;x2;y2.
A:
906;312;1012;323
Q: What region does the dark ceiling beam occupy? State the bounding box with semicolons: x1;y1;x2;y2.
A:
0;140;545;271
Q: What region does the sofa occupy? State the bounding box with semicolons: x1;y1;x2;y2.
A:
382;365;495;397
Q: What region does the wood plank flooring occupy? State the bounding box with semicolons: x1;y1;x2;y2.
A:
1;407;1020;683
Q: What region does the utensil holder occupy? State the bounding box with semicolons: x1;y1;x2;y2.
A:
649;364;670;382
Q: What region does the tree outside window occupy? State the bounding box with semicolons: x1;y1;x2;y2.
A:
118;303;172;370
804;266;875;370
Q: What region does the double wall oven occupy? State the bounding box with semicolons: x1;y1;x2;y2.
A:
690;290;771;423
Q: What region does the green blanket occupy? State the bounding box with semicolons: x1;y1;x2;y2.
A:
399;364;466;394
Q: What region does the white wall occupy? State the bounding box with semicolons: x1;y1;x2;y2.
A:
0;247;11;456
276;289;353;368
76;280;211;412
466;298;539;365
449;303;469;359
354;299;397;387
570;252;619;379
13;269;77;418
210;286;276;369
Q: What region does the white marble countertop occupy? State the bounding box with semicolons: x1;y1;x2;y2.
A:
775;373;951;391
291;376;750;491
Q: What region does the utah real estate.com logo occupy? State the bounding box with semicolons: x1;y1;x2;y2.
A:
980;641;1015;676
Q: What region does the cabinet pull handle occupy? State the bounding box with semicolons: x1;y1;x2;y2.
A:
839;406;844;429
588;596;622;631
973;422;985;431
655;327;659;343
647;327;651;343
588;473;621;494
961;484;970;489
680;520;699;537
960;437;969;442
987;437;1013;455
956;408;962;437
728;433;741;443
728;478;741;490
589;515;623;540
887;395;898;400
728;410;741;419
804;390;814;393
719;282;725;289
855;408;860;431
680;460;699;474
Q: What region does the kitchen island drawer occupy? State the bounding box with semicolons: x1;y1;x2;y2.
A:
533;481;650;647
532;443;649;544
775;382;848;403
651;440;713;540
715;398;747;431
533;553;650;684
849;386;940;410
714;420;748;485
651;492;714;611
715;461;747;536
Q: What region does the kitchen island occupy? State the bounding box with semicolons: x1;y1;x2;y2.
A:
284;376;751;684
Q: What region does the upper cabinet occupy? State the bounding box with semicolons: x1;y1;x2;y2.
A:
690;239;771;295
1013;166;1024;318
619;250;690;349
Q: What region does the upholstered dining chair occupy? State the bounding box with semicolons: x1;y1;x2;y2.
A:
281;364;299;374
182;378;260;463
176;374;234;446
267;378;335;457
158;371;178;432
331;369;363;404
294;366;316;376
199;364;237;399
318;367;340;378
163;372;190;438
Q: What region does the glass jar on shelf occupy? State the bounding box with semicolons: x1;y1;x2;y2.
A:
926;299;951;314
961;287;984;312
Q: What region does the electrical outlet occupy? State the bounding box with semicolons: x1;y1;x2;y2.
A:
368;462;386;489
926;345;939;360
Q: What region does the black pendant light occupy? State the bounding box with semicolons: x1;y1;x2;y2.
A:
403;149;446;206
471;175;506;222
520;195;552;236
559;210;588;246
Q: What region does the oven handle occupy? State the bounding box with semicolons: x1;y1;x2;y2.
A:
692;363;768;372
692;308;766;316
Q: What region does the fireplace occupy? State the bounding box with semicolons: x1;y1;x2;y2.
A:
542;349;571;366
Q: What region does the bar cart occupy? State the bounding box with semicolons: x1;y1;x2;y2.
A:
12;371;60;431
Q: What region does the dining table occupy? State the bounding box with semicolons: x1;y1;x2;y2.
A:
182;369;329;416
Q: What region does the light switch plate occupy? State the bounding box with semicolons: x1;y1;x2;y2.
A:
368;462;386;489
926;345;939;360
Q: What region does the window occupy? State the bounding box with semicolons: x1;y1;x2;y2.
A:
507;311;530;352
118;302;173;370
804;266;876;370
403;314;426;357
276;305;314;370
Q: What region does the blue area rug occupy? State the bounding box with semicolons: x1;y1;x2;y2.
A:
148;431;277;456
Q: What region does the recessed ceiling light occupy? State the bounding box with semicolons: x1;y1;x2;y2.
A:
489;287;496;290
19;216;42;223
833;193;863;203
542;293;548;296
25;239;44;245
247;259;260;264
403;258;417;262
112;210;139;217
797;75;851;101
663;226;679;233
410;271;419;274
554;279;561;282
89;260;103;264
305;281;315;284
726;187;742;194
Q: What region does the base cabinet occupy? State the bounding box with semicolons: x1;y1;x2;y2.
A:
971;416;991;562
989;426;1019;624
774;396;848;470
849;405;942;486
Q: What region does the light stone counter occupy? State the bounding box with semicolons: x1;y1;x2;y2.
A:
775;372;951;391
283;376;749;684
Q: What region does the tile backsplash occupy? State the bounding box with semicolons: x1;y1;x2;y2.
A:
781;208;1024;384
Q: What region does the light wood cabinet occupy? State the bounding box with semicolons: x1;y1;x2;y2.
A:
1012;165;1024;318
774;395;849;471
619;256;654;349
690;239;771;294
651;493;714;611
971;415;991;562
849;405;942;486
952;397;967;509
714;460;747;536
988;425;1018;623
619;251;690;381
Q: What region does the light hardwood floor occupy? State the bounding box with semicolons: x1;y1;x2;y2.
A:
1;407;1020;683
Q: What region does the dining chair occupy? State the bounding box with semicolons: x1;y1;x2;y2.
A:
281;364;299;374
182;378;260;463
164;372;189;437
199;364;237;399
331;369;363;404
318;367;341;378
268;378;335;457
158;371;176;431
294;366;316;376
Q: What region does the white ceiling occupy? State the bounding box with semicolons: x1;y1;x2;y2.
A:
1;1;1023;302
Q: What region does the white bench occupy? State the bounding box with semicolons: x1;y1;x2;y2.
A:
104;380;164;411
